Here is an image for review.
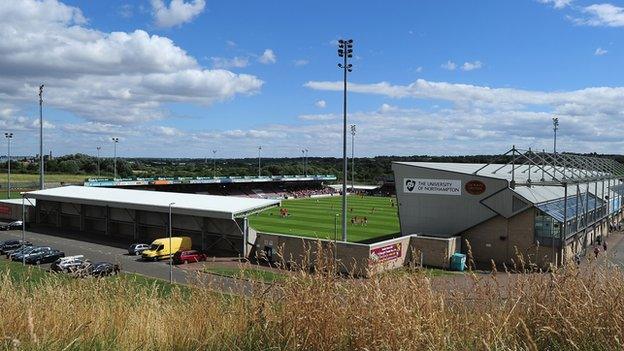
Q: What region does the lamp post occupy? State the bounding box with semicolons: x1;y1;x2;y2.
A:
334;213;339;264
21;194;25;266
257;146;262;177
5;133;12;199
212;150;217;178
350;124;356;191
338;39;353;242
38;84;44;190
168;202;175;284
96;146;101;177
112;137;119;179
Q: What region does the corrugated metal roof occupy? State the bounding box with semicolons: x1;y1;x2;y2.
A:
24;186;279;219
395;162;620;205
394;162;609;184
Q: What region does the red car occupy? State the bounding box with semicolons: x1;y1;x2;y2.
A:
173;250;207;264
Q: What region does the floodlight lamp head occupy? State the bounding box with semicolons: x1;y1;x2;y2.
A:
347;54;352;58
338;39;344;44
347;64;352;68
347;39;353;43
348;69;352;72
338;63;343;68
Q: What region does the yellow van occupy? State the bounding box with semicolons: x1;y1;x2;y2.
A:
141;236;192;261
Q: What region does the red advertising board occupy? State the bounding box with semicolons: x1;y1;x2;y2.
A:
370;242;402;264
0;205;11;216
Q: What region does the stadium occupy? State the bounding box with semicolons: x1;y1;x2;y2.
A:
2;144;618;277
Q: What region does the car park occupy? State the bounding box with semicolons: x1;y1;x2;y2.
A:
50;255;87;273
173;250;207;264
0;221;26;231
0;240;32;255
128;243;149;256
89;262;120;277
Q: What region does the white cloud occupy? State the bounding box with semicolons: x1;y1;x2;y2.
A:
154;126;185;137
441;60;457;70
0;0;263;124
314;100;327;108
537;0;572;9
150;0;205;28
210;56;249;69
415;66;423;73
258;49;277;64
298;113;336;121
304;78;624;129
225;40;237;48
594;47;608;56
576;3;624;27
461;61;483;71
294;59;309;66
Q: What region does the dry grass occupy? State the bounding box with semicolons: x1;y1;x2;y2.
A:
0;258;623;350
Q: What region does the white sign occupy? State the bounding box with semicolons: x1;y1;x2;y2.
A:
403;178;461;196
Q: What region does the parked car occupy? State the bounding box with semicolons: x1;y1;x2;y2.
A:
67;261;93;278
7;245;39;259
173;250;207;264
0;240;32;254
141;236;192;261
20;247;64;265
128;243;150;256
50;255;87;273
89;262;120;277
0;220;28;231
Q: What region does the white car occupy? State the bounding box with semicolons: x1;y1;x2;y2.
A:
50;255;87;273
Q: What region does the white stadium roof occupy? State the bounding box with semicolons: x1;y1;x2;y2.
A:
25;186;280;219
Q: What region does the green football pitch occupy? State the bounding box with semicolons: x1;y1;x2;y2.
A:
248;195;400;243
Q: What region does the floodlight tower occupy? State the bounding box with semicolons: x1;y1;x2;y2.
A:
112;137;119;179
305;148;309;176
257;146;262;177
212;150;217;178
5;133;13;198
552;117;559;155
38;85;44;190
350;124;356;191
338;39;353;242
96;146;101;177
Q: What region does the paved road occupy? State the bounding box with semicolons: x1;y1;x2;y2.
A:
0;224;260;295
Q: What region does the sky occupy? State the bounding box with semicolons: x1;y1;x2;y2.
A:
1;0;624;158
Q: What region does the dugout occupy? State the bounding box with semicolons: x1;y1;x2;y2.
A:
25;186;279;256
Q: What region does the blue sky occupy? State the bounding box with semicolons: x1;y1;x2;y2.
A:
1;0;624;158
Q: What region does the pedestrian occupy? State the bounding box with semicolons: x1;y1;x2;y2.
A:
574;253;581;265
594;245;600;259
603;240;608;252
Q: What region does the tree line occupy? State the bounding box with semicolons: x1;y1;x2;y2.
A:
1;152;622;184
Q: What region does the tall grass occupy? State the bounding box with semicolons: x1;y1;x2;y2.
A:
0;259;623;350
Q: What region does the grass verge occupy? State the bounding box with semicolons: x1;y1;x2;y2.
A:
204;266;286;283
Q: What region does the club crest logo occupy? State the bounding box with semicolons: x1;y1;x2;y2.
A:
405;179;416;192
